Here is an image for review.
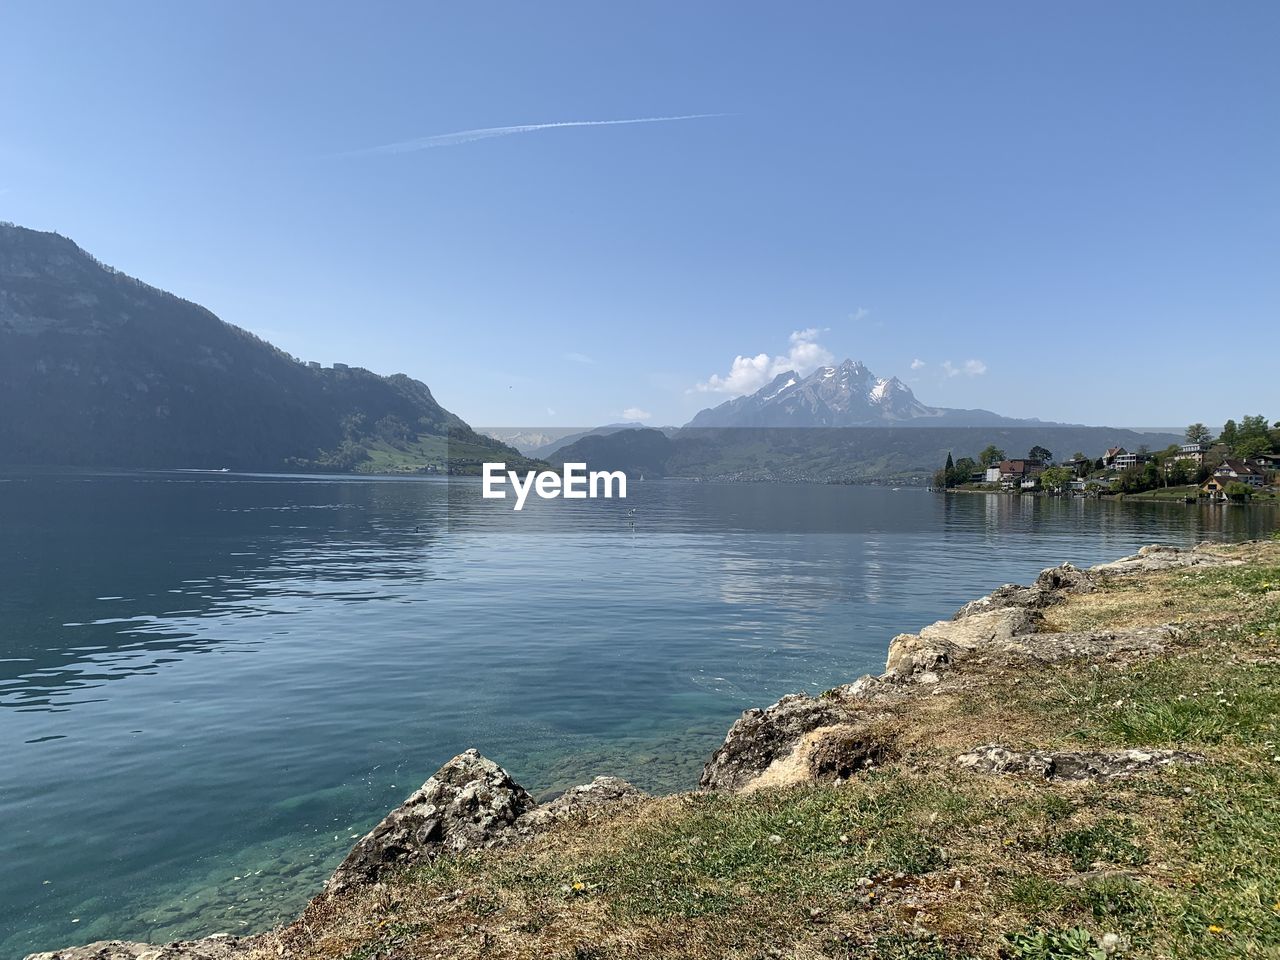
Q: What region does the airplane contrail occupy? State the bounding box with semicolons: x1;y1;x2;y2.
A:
340;113;730;157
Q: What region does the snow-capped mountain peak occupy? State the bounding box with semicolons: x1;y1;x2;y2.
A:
686;358;1045;428
687;359;936;427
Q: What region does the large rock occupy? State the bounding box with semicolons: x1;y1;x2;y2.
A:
325;754;646;895
699;693;848;792
1089;544;1235;576
953;563;1097;620
885;607;1039;678
957;744;1203;781
326;749;534;894
887;606;1179;679
24;935;260;960
1034;562;1099;594
826;674;889;702
804;727;891;781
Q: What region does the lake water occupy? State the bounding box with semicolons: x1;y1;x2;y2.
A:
1;471;1274;956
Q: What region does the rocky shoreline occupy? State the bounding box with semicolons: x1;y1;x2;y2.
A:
26;543;1249;960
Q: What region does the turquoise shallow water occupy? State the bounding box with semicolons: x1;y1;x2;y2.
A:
0;471;1274;956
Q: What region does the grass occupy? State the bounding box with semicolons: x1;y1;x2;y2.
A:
1124;485;1201;501
1125;485;1280;503
357;435;540;474
260;543;1280;960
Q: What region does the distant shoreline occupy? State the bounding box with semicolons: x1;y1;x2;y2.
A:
937;484;1279;506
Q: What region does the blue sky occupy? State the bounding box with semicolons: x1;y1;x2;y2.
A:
2;2;1276;429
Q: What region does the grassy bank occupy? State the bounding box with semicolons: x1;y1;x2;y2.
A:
1122;485;1279;503
949;483;1279;504
1120;485;1202;501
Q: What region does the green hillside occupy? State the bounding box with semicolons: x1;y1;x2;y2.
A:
0;223;530;474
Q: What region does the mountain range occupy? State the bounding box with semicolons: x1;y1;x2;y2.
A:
543;363;1180;482
535;360;1183;482
550;422;1184;484
687;360;1058;429
0;222;1181;481
0;223;526;473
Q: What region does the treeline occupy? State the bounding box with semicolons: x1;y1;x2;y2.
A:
932;443;1052;489
934;414;1279;496
1185;416;1278;461
1110;416;1278;497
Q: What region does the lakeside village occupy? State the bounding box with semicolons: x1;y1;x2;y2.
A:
932;415;1280;503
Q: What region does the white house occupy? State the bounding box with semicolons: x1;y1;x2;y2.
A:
1112;451;1150;471
1177;442;1209;464
1212;459;1265;488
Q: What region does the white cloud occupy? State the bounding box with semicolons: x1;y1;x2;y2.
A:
695;328;835;395
563;352;594;364
910;358;926;370
942;359;988;378
340;114;730;156
851;307;870;322
622;407;652;421
547;407;556;416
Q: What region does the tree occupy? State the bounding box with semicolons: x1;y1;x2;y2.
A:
1153;446;1176;486
1237;416;1273;457
1236;435;1271;460
1185;423;1212;444
943;452;955;489
950;456;978;486
374;414;413;443
978;445;1005;467
1225;481;1252;503
340;412;369;441
1113;465;1146;494
1166;459;1191;486
1028;445;1052;463
1039;466;1072;493
1220;419;1238;448
1240;414;1269;441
